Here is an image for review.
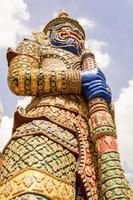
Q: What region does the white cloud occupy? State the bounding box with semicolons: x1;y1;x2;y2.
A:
0;97;31;151
16;97;32;108
115;79;133;184
0;116;13;151
85;39;111;68
78;17;95;29
52;13;95;30
0;102;3;122
127;0;133;6
0;0;31;49
77;16;110;69
52;11;58;18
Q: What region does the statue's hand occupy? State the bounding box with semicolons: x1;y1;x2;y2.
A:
81;68;112;105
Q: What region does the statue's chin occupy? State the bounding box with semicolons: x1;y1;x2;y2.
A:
50;38;81;56
59;45;81;56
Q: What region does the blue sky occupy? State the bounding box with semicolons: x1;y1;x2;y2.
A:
0;0;133;185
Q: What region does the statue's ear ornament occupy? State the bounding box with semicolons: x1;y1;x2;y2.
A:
81;49;97;69
32;31;51;47
81;49;95;60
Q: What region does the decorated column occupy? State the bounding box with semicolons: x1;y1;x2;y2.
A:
81;50;132;199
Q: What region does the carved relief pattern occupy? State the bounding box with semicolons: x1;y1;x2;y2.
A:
12;119;78;154
0;169;75;200
1;135;76;185
75;116;99;200
15;105;78;133
40;46;82;70
26;95;88;120
88;98;133;199
16;39;40;61
8;52;81;96
89;109;116;143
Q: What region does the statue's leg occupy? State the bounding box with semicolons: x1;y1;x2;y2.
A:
0;119;77;200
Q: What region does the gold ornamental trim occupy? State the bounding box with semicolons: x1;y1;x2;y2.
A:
26;95;88;120
0;168;76;200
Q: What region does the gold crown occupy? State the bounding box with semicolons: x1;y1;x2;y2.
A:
43;9;85;39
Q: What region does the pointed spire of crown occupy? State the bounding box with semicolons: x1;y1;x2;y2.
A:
58;9;69;18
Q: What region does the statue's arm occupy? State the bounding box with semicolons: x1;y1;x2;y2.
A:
80;50;112;106
7;39;81;96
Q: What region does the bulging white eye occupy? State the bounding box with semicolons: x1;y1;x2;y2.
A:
62;26;71;31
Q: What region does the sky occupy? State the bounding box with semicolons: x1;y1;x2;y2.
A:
0;0;133;185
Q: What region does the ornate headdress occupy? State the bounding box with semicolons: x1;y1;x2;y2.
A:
43;9;85;40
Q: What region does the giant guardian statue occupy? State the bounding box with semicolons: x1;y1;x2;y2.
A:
0;10;132;200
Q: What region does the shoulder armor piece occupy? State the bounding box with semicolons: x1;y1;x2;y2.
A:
32;31;51;47
16;39;40;60
7;48;18;66
32;32;46;44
